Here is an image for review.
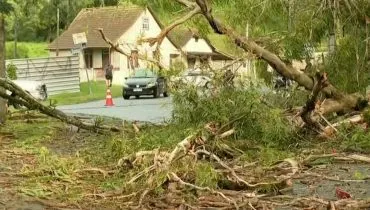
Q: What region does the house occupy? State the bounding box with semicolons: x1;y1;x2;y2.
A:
48;6;179;85
168;28;236;71
47;6;244;85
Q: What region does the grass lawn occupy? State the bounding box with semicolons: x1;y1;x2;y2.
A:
6;42;49;59
48;81;122;106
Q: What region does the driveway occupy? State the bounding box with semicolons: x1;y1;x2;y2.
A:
58;96;172;123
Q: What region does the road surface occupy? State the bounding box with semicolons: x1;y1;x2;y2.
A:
58;96;172;123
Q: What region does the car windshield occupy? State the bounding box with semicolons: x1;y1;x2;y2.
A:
132;69;156;78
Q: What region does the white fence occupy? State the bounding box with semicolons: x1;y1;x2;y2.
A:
6;56;80;95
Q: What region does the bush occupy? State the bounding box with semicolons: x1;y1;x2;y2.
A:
171;84;297;147
6;63;17;80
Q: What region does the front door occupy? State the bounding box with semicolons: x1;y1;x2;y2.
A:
102;49;110;68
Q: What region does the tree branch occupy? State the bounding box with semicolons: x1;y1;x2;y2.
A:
141;7;201;47
97;28;165;69
0;79;120;133
175;0;197;8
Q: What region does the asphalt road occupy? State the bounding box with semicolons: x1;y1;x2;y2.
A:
58;96;173;123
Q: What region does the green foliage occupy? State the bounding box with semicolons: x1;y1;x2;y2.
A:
340;127;370;153
323;35;369;93
255;60;272;85
0;0;13;14
172;86;297;147
6;42;28;59
195;162;219;188
6;62;17;79
5;42;48;59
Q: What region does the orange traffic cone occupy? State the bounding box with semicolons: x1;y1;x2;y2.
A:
105;88;114;106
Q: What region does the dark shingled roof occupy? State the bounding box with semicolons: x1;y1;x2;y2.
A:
48;6;144;49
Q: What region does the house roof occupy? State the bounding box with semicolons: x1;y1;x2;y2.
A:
48;6;144;49
168;28;234;60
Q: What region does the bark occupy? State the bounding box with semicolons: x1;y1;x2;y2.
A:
0;15;7;124
0;78;121;133
300;72;328;130
193;0;367;115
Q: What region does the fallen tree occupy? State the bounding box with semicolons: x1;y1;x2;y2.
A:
0;78;120;133
130;0;368;118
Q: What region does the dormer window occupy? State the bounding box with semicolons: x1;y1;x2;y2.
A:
142;17;149;31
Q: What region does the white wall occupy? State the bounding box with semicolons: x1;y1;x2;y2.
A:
49;50;72;57
182;38;213;53
118;8;179;68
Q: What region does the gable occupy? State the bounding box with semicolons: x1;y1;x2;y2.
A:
183;37;213;53
118;8;179;53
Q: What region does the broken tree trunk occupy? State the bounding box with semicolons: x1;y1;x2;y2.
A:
0;78;120;133
300;72;328;130
193;0;367;115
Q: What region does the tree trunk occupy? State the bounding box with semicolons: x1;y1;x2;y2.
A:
0;15;7;124
0;78;121;133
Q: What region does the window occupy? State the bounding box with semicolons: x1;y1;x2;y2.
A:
142;17;149;31
84;49;93;68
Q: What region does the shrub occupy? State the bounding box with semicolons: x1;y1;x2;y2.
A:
6;63;17;80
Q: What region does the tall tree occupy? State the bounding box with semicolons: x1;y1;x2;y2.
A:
0;0;13;124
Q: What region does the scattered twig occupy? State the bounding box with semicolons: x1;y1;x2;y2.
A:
196;149;290;189
128;164;156;184
169;172;238;209
217;129;235;139
73;168;114;178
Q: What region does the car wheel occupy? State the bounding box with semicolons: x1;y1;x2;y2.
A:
153;87;160;98
163;92;169;97
135;95;140;99
123;95;130;100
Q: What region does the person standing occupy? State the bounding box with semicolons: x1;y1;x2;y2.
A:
104;64;113;88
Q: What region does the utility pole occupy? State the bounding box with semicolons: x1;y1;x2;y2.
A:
56;7;60;56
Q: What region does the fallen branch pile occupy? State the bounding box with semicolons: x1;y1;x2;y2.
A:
88;122;370;210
